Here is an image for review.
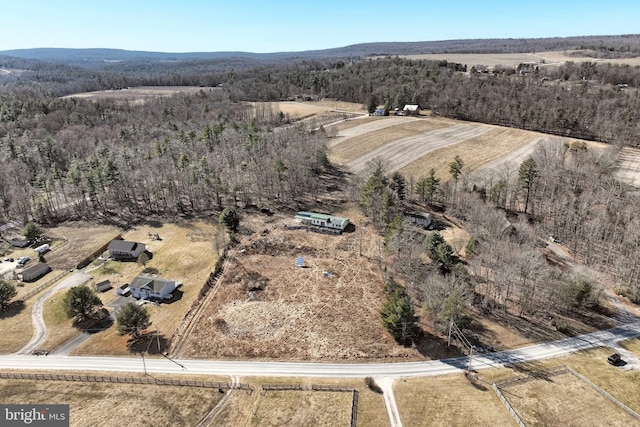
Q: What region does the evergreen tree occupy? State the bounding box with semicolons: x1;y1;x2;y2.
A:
63;286;103;322
116;302;151;338
518;157;538;215
380;287;416;343
0;281;17;311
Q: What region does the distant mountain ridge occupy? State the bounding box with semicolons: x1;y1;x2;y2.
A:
2;34;640;65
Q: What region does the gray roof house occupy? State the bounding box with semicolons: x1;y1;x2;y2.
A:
129;276;177;300
18;262;51;282
108;240;146;260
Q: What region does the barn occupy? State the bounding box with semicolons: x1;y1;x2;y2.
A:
18;262;51;282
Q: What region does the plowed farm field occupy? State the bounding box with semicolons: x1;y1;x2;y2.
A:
327;116;609;182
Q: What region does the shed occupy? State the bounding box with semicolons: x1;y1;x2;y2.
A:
94;280;112;292
18;262;51;282
9;238;29;248
108;240;146;260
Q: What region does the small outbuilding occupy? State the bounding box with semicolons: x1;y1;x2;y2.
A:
108;240;146;260
94;280;112;292
9;237;29;248
403;104;420;116
18;262;51;282
129;276;177;300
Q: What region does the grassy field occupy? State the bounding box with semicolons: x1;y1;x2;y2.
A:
399;127;543;182
250;390;352;426
394;373;517;427
503;372;635;426
0;299;35;354
329;118;450;163
0;378;224;427
213;376;388;427
46;222;122;269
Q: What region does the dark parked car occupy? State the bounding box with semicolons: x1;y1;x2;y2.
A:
607;353;622;365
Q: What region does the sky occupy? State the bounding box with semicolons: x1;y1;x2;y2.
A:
1;0;639;53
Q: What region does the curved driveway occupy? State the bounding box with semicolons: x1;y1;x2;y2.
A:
17;271;91;355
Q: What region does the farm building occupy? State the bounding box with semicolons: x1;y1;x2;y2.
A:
404;211;432;229
9;237;29;248
18;262;51;282
403;104;420;116
294;211;350;232
108;240;146;260
94;280;112;292
129;276;177;300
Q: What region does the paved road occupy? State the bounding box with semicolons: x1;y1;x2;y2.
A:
3;321;639;427
17;271;91;355
4;321;640;377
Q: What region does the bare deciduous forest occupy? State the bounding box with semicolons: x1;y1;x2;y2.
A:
2;37;640;341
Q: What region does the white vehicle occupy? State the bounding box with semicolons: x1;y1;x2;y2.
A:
34;244;50;255
17;256;31;265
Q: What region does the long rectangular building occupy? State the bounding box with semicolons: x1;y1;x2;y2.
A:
294;211;350;231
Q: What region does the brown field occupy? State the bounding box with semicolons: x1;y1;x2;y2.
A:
181;208;420;361
327;116;424;149
0;378;224;427
62;86;219;105
614;146;640;188
213;376;388;427
268;100;366;120
0;298;37;354
329;118;450;162
399;50;640;67
346;122;493;176
394;374;517;427
46;222;122;269
503;371;635;426
249;390;352;426
399;127;543;182
69;221;222;355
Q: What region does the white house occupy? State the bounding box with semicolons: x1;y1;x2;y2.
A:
108;240;146;260
294;211;350;232
129;276;177;300
403;104;420;116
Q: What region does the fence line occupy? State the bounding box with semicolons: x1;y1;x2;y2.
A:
0;372;252;391
350;390;359;427
492;383;526;427
495;366;569;388
565;365;640;420
16;270;71;302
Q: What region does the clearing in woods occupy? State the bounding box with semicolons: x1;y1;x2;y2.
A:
614;146;640;188
180;209;420;361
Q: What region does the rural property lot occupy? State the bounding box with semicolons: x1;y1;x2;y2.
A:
62;86;219;105
180;209;419;361
249;390;352;426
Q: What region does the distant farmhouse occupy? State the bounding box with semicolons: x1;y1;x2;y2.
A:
403;104;420;116
294;211;350;232
108;240;146;260
129;276;178;300
18;262;51;282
